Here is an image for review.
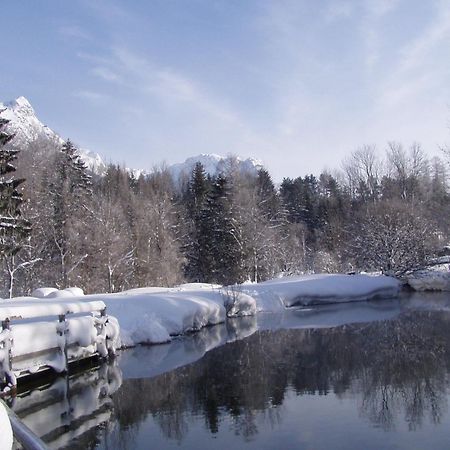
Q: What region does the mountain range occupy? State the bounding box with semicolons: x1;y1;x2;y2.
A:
0;96;264;180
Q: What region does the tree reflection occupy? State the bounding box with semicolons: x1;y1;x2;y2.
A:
111;310;450;442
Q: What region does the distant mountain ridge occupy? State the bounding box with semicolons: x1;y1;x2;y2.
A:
167;153;264;182
0;96;106;174
0;96;264;180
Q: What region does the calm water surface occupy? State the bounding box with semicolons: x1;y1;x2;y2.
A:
9;292;450;449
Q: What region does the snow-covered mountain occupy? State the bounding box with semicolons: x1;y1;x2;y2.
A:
0;96;106;174
0;96;264;180
168;154;264;181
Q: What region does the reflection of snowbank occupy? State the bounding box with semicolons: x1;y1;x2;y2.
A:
10;361;122;449
119;316;258;380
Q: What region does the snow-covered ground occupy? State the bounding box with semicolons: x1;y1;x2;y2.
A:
240;274;400;312
7;274;399;349
0;401;13;450
406;263;450;291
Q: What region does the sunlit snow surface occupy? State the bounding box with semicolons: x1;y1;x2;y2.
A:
0;401;13;450
4;274;399;351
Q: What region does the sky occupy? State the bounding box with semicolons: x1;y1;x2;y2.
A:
2;0;450;180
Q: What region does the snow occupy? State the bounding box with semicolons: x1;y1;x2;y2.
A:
21;274;397;348
31;287;58;298
406;264;450;291
0;401;12;450
0;96;107;174
0;297;105;321
0;274;400;384
2;96;266;181
168;153;265;182
240;274;400;312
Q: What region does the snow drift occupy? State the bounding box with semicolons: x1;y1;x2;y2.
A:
406;264;450;291
240;274;400;312
28;275;398;347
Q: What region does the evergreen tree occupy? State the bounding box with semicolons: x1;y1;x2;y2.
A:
199;174;245;285
184;163;211;281
48;139;92;287
0;116;32;297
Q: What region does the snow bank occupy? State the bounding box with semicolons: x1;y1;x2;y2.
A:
406;264;450;291
240;274;400;311
31;286;85;298
87;275;397;345
90;287;232;347
3;275;399;356
0;401;12;450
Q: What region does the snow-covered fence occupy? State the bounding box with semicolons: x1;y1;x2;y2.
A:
0;298;119;392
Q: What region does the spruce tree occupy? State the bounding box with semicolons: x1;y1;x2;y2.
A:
49;139;92;287
0;115;32;297
200;174;245;285
184;162;211;281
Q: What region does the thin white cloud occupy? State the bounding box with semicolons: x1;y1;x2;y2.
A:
111;47;239;124
361;0;402;70
91;66;121;83
364;0;401;19
324;1;354;23
397;3;450;74
377;1;450;109
73;90;109;104
58;25;91;40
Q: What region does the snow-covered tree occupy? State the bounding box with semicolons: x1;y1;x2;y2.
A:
48;139;92;287
0;115;32;297
348;200;435;275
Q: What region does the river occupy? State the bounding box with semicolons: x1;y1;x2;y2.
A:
9;292;450;449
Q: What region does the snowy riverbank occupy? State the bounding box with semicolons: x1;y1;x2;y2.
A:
406;263;450;291
8;274;400;348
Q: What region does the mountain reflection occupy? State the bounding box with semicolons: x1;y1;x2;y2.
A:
111;310;450;442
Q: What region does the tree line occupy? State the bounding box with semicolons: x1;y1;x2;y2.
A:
0;117;448;297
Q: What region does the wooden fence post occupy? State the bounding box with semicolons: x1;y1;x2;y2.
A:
57;314;68;372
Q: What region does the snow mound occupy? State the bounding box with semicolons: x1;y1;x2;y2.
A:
221;289;257;317
45;287;85;298
31;287;58;298
0;402;12;450
406;264;450;291
241;274;399;311
63;287;85;296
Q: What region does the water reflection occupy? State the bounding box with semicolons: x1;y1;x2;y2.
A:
8;361;122;449
107;309;450;448
11;297;450;449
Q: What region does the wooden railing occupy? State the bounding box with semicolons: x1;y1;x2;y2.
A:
0;298;118;393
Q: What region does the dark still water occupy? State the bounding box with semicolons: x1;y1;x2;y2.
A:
10;293;450;449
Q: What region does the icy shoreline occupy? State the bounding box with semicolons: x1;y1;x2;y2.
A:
6;274;400;349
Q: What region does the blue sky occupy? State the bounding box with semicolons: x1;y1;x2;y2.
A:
2;0;450;180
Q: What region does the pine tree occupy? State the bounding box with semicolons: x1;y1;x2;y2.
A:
0;115;32;297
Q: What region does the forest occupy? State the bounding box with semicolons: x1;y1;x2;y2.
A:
0;116;449;298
